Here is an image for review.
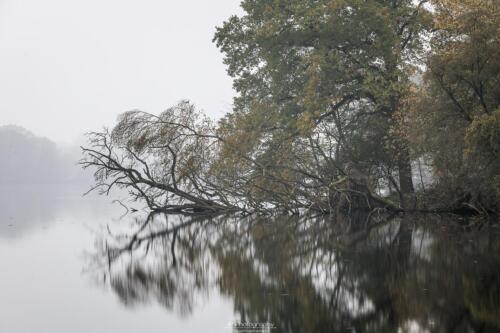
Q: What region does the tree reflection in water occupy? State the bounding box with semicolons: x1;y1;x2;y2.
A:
89;213;500;332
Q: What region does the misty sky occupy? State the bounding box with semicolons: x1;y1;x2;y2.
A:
0;0;241;145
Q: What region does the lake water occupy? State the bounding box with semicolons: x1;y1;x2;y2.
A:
1;185;499;332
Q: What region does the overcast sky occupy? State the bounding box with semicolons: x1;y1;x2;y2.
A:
0;0;241;145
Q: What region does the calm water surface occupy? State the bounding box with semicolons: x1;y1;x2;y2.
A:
1;185;499;332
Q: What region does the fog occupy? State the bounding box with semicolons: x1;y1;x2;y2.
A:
0;0;241;145
0;125;89;184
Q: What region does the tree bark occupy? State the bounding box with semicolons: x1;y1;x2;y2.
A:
398;148;415;209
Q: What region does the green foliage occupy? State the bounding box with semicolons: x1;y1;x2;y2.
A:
404;0;500;210
82;0;499;213
465;109;500;160
214;0;433;203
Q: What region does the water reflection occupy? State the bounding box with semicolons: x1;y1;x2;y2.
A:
91;213;500;332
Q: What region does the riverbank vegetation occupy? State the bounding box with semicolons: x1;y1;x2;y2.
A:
81;0;499;217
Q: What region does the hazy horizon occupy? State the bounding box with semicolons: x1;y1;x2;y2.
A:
0;124;92;184
0;0;241;145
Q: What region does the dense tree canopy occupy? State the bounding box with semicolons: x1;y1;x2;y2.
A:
402;0;500;212
214;0;433;202
81;0;498;215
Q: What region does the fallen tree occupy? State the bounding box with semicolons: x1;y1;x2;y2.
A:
81;101;494;217
81;102;242;214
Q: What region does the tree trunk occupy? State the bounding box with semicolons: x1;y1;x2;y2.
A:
398;148;415;209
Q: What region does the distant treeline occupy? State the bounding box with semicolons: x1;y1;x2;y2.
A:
0;125;89;184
